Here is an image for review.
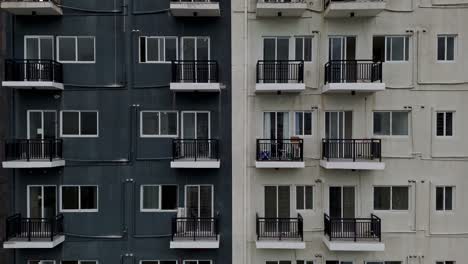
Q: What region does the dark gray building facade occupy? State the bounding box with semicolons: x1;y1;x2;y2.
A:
1;1;231;264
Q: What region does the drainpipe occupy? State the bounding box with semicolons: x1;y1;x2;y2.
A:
242;0;249;264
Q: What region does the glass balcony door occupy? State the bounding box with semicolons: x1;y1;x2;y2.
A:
24;36;54;81
185;185;214;234
263;37;289;83
328;36;356;82
181;37;210;82
27;110;57;159
325;111;352;159
264;185;291;234
329;186;355;234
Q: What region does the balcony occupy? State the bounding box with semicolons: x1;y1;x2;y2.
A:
3;59;64;90
0;0;62;15
171;139;220;168
323;0;386;18
320;139;384;170
3;214;64;249
255;214;305;249
170;60;220;92
170;0;220;17
256;60;305;93
323;60;384;93
256;139;304;168
256;0;307;17
170;216;220;249
323;214;384;251
2;139;65;168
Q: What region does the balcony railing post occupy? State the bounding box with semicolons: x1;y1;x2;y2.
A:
193;217;197;241
353;139;356;162
353;218;357;242
27;218;32;241
26;139;30;161
195;139;198;162
49;139;53;161
50;218;55;241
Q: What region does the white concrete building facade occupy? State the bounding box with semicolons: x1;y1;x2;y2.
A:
232;1;468;264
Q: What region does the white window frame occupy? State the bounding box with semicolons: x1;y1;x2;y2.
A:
140;261;178;264
24;35;55;60
140;111;179;138
27;185;57;218
181;111;211;139
26;110;57;139
437;35;457;62
435;111;454;137
373;186;410;212
435;186;455;212
139;36;179;63
56;36;96;63
263;185;292;217
295;185;314;211
373;111;410;137
385;36;409;62
294;36;313;62
184;185;214;218
266;262;292;264
61;261;98;264
60;185;99;213
262;36;291;60
60;110;99;138
29;261;56;264
180;36;211;60
183;260;213;264
140;184;179;212
293;111;313;137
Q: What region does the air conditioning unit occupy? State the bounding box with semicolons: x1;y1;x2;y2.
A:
177;207;185;217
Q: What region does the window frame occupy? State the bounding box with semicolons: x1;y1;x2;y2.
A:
293;111;313;137
182;260;213;264
61;261;98;264
60;185;99;213
140;260;178;264
140;184;179;212
56;36;96;64
60;110;99;138
139;36;179;63
294;36;313;62
139;111;179;138
373;186;410;212
435;186;455;212
385;36;410;62
435;111;454;137
373;111;410;137
295;185;314;211
29;260;56;264
437;34;456;62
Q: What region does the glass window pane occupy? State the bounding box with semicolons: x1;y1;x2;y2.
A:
160;112;177;136
391;37;404;61
59;37;76;61
40;38;54;60
296;186;304;210
447;36;454;60
161;261;177;264
81;112;98;135
80;186;97;210
445;187;453;210
445;112;453;136
295;38;303;60
77;37;95;62
295;112;303;135
305;186;313;209
143;112;159;135
264;38;276;60
62;262;79;264
437;36;446;60
436;187;444;210
405;37;409;61
140;37;146;62
62;112;79;135
373;112;390;135
392;112;408;135
161;185;178;210
165;38;177;61
304;112;312;135
304;37;312;61
26;38;39;59
374;187;390;210
386;37;391;61
436;112;445;136
81;261;98;264
143;186;159;210
197;37;209;61
147;38;160;61
392;187;409;210
277;38;289;61
62;186;79;210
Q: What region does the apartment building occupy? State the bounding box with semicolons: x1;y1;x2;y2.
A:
0;0;231;264
232;1;468;264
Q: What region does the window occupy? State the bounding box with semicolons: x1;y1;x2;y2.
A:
296;185;313;210
295;37;312;61
266;262;291;264
141;261;177;264
29;261;56;264
264;112;290;139
297;261;313;264
384;36;409;62
57;36;95;63
436;111;453;136
140;185;178;212
373;111;409;136
139;36;178;63
436;261;455;264
437;35;456;61
436;186;454;211
61;186;98;212
62;261;98;264
366;262;402;264
294;111;313;136
61;111;98;137
374;186;409;210
140;111;178;137
183;261;212;264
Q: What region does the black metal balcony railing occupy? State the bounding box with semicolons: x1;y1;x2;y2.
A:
5;59;63;83
324;213;381;242
256;60;304;84
172;139;219;161
324;60;382;84
5;139;64;162
322;138;381;162
0;0;62;4
171;216;219;241
6;214;64;242
256;213;303;241
171;60;219;83
256;139;303;162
